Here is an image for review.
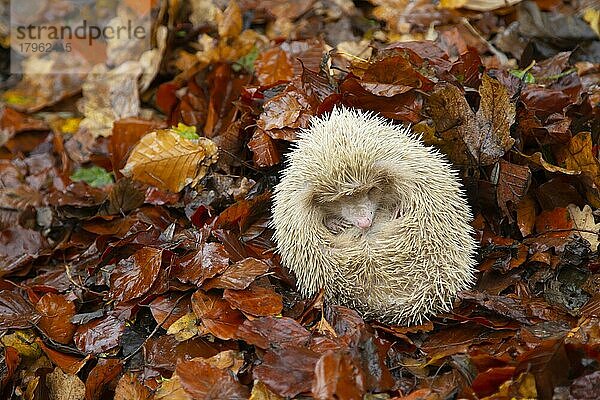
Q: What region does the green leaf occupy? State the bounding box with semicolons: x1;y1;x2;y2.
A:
510;69;535;83
173;123;200;140
71;166;114;187
233;46;259;73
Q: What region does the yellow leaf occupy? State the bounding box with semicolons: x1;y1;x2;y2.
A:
218;0;242;39
166;312;199;341
122;129;218;193
561;132;600;207
250;381;284;400
440;0;523;11
583;7;600;36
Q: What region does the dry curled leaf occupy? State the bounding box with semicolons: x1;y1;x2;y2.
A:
469;75;516;165
427;75;516;166
122;129;218;193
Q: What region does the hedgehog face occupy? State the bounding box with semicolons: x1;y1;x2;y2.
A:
320;186;390;234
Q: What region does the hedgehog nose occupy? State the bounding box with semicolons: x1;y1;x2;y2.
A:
356;216;372;229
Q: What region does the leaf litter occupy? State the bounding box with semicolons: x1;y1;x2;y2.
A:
0;0;599;399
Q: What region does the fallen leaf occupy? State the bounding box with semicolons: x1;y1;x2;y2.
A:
114;373;151;400
36;293;76;344
46;366;85;400
122;128;218;193
567;204;600;250
0;290;41;329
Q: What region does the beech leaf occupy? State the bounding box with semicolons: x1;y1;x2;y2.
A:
122;129;218;193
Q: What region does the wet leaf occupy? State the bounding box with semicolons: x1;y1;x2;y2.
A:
191;290;245;340
35;293;76;344
255;48;293;86
0;290;41;329
312;351;365;400
85;359;123;400
36;339;89;375
469;75;516;165
109;247;163;303
175;243;230;286
253;346;320;398
203;258;269;290
248;129;281;167
176;358;249;399
224;283;283;317
73;314;126;354
560;132;600;207
236;317;312;349
0;227;49;277
515;338;570;399
496;160;531;220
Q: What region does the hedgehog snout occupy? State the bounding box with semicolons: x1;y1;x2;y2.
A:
356;215;372;229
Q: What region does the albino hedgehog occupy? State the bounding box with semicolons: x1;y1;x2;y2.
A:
272;107;478;325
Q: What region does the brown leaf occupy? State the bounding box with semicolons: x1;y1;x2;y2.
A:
114;373;151;400
560;132;600;207
149;294;192;330
36;293;76;344
340;77;422;122
0;290;41;329
85;359;123;400
109;247;163;303
427;75;516;166
425;83;474;165
496;159;531;220
311;351;365;400
106;178;145;215
110;118;166;177
0;227;49;277
255;48;293;86
471;366;516;397
515;338;570;399
36;338;89;375
46;367;85;400
0;107;48;145
248;129;281;167
517;194;536;237
224;283;283;316
253;346;320;398
535;207;573;234
191;290;245;340
144;335;221;373
73;314;126;354
175;243;230;286
204;258;269;290
352;55;430;96
176;358;249;400
121;129;218;193
469;74;516;165
236;317;312;349
257;87;314;139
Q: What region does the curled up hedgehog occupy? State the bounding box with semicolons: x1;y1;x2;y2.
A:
271;107;478;325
